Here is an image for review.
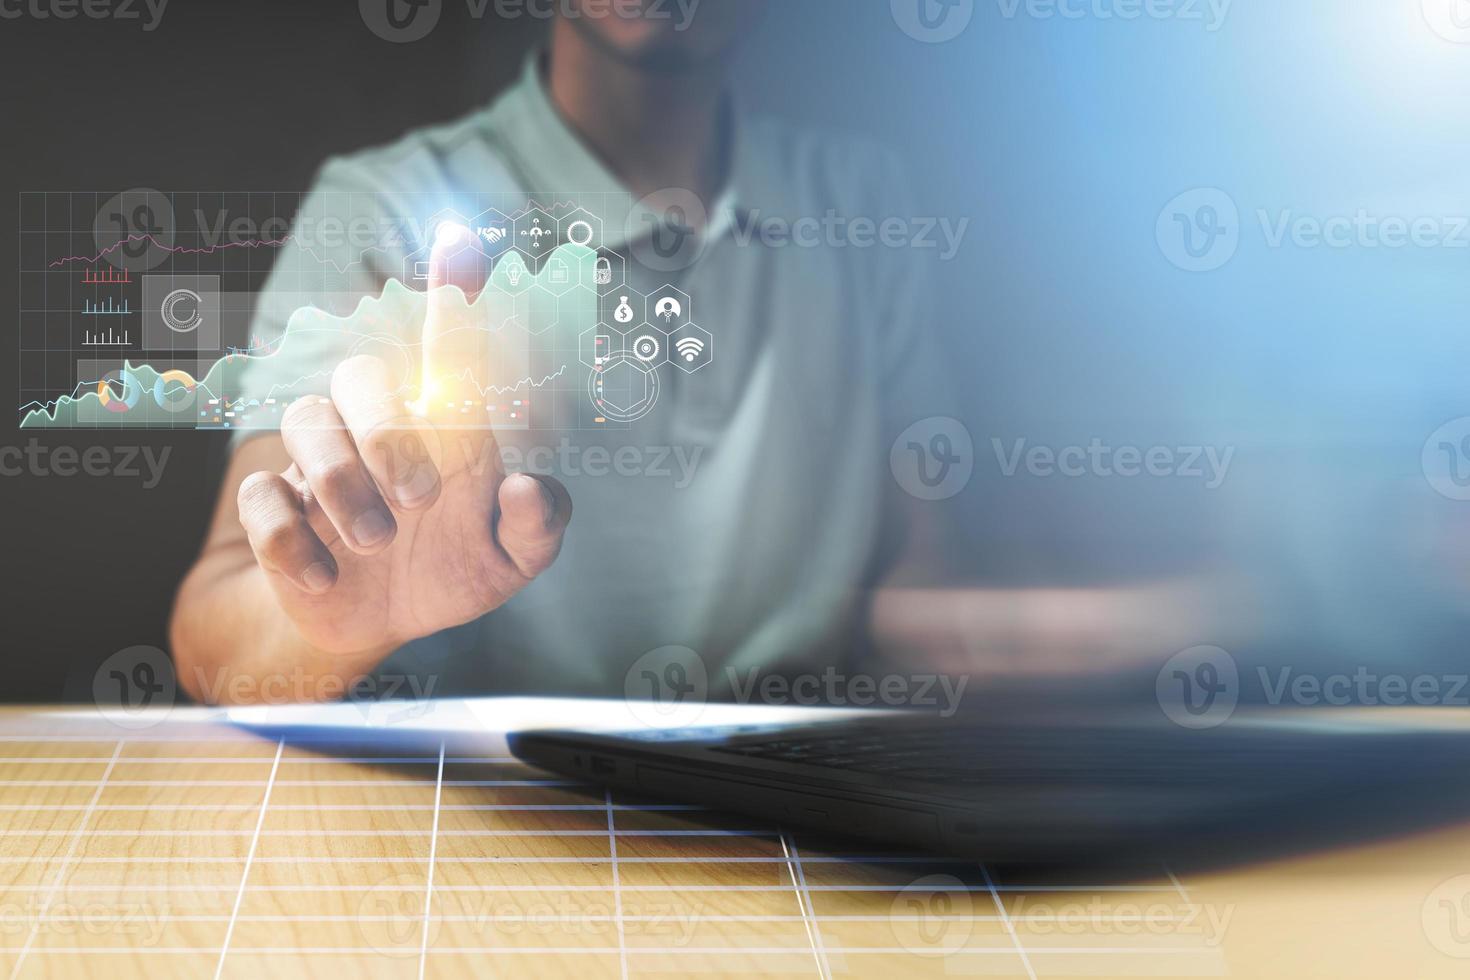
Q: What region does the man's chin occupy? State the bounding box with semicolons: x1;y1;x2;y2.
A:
570;19;730;74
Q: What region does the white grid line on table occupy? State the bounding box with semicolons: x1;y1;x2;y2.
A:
0;829;780;837
213;738;284;980
0;803;709;811
418;743;445;980
0;780;584;787
0;883;1187;893
0;757;519;765
980;862;1037;980
1164;862;1190;900
0;912;1210;923
0;856;1024;865
7;739;123;980
604;788;629;980
0;946;1218;955
780;830;830;980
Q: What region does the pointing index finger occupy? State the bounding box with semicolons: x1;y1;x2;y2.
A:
414;221;486;418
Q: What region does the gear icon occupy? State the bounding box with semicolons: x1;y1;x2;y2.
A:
632;334;661;362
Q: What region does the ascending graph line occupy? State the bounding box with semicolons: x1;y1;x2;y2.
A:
47;198;592;273
48;233;290;268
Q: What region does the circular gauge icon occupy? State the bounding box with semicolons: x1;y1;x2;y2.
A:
565;219;594;247
632;334;661;362
161;288;203;333
587;353;660;423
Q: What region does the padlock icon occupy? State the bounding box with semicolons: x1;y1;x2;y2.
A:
594;256;612;285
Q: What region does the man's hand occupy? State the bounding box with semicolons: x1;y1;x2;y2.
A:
234;224;571;654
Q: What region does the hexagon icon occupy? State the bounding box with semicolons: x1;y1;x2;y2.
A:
628;325;666;365
402;243;433;289
669;322;712;373
588;248;626;295
540;248;580;297
579;326;622;369
558;208;601;251
467;207;512;259
599;287;645;330
589;353;661;423
423;208;473;257
513;285;560;336
491;249;534;296
647;284;691;331
513;207;556;266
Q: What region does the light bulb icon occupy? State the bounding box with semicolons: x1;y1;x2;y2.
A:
506;263;524;287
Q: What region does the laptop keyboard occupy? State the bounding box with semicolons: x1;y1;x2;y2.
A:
709;726;1371;787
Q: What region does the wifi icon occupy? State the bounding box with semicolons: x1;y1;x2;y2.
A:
675;337;706;363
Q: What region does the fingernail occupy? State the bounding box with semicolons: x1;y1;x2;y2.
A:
302;562;336;594
352;510;394;548
537;480;558;523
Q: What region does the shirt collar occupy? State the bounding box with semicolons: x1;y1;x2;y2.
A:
493;51;750;251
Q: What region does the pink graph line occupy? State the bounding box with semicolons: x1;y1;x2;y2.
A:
47;234;292;268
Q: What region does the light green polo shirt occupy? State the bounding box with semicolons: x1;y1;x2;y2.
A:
233;56;950;697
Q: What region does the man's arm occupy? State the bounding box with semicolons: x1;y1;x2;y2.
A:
169;227;572;706
169;435;398;704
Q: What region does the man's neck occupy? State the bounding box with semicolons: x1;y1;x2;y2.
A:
546;21;728;210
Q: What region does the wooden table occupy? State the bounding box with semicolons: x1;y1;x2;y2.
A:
0;706;1464;979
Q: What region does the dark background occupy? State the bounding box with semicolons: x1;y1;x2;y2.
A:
6;1;1402;702
0;1;1002;701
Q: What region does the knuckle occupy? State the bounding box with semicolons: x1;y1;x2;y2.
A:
236;471;284;517
335;353;388;381
255;521;306;566
331;355;392;408
281;394;335;433
314;458;367;502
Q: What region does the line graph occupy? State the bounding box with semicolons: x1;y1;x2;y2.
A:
47;234;293;269
19;190;696;432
